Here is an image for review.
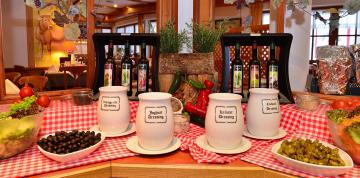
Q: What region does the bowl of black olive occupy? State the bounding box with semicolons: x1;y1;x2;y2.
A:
37;130;105;163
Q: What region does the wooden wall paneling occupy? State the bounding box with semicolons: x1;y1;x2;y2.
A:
249;1;263;26
156;0;178;30
0;0;5;100
276;0;285;33
138;15;143;33
86;0;95;89
194;0;215;25
26;6;35;68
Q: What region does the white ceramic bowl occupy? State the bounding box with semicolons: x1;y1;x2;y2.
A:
38;131;105;163
272;139;353;176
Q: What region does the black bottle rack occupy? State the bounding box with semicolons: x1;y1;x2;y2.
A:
220;33;294;103
92;33;160;94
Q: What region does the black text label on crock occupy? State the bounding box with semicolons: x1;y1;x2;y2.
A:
261;99;279;114
101;96;120;111
145;106;167;123
215;106;237;123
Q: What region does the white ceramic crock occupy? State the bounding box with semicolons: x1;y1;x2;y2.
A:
205;93;244;150
136;92;174;150
246;88;281;137
97;86;130;134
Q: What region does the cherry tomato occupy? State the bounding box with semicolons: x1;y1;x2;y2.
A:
36;95;51;108
19;86;34;99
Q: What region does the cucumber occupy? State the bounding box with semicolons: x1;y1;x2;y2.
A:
168;71;182;94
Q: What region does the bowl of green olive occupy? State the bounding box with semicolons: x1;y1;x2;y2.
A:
37;130;105;163
272;138;353;176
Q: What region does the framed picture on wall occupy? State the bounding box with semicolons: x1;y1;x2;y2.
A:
215;18;242;32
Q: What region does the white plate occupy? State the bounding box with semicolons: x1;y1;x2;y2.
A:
195;134;251;154
243;128;287;140
126;136;181;155
90;123;136;138
38;131;105;163
272;139;354;176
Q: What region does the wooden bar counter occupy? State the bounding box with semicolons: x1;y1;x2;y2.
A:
28;151;294;178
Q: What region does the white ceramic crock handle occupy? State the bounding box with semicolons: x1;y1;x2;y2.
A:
172;97;183;114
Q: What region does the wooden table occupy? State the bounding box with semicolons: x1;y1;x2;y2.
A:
59;65;87;89
29;151;295;178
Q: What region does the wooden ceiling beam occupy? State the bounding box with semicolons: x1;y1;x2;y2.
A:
215;0;270;7
101;3;156;19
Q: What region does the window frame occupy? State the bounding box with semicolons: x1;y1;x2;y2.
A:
309;8;360;61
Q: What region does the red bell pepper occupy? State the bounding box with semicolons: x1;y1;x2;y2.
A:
185;102;206;118
196;80;214;110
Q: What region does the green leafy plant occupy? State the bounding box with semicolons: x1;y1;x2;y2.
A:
160;21;189;54
187;22;225;53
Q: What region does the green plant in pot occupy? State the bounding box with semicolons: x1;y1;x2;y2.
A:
158;21;189;92
160;21;189;54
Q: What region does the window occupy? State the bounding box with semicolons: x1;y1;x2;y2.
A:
262;12;270;25
309;10;330;61
309;10;360;60
149;20;157;33
116;24;140;56
101;28;111;33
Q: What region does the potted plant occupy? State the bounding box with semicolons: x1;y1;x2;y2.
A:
182;22;225;83
158;21;189;92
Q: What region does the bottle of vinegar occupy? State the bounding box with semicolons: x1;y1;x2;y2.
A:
267;42;279;89
104;40;115;86
136;42;149;96
231;43;244;96
121;41;133;96
249;41;261;89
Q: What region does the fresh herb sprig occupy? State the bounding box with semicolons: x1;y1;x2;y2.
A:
187;22;225;53
160;21;189;54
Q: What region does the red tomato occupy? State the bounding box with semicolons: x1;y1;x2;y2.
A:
19;86;34;99
36;95;51;108
350;101;360;109
331;100;348;110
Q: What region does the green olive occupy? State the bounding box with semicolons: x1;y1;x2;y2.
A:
278;138;345;166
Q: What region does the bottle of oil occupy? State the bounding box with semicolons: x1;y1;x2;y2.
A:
249;41;261;89
267;42;279;89
136;42;149;96
120;41;133;96
104;40;115;86
231;43;244;96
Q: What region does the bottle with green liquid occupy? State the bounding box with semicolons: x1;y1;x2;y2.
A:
120;41;133;96
231;42;244;97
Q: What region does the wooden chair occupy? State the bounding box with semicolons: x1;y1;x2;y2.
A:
18;76;48;92
5;72;21;84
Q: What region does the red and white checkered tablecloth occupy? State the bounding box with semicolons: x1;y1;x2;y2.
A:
240;104;360;178
1;100;359;178
0;100;140;178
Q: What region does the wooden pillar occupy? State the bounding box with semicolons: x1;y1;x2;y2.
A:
138;15;144;33
276;0;285;33
156;0;178;30
86;0;95;88
249;1;263;26
0;0;4;99
193;0;215;25
26;6;35;68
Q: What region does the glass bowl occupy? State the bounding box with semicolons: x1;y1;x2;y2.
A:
295;94;320;111
0;112;42;159
72;90;93;106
